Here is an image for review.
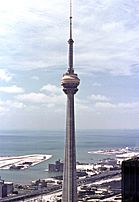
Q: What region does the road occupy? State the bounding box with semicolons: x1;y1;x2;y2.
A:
0;170;121;202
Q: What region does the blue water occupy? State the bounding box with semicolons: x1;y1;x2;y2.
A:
0;129;138;184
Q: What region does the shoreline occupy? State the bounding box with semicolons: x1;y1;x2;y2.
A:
0;154;52;170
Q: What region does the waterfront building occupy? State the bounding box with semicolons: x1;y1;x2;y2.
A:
61;0;80;201
48;160;63;172
0;179;13;198
0;181;7;198
122;157;139;202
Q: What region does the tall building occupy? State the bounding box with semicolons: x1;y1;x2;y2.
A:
122;157;139;202
61;0;80;202
0;179;13;198
48;160;63;172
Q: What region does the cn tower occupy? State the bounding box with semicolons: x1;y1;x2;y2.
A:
61;0;80;201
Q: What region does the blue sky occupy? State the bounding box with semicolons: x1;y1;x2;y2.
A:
0;0;139;130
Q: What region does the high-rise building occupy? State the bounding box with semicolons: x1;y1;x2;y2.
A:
61;0;80;201
122;157;139;202
0;179;13;198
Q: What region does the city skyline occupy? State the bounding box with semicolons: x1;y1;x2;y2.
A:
0;0;139;130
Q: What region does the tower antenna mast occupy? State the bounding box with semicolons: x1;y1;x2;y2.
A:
68;0;74;74
70;0;72;39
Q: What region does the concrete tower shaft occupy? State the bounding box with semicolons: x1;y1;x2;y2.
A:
61;0;80;202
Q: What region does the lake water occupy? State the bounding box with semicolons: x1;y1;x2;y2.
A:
0;129;138;184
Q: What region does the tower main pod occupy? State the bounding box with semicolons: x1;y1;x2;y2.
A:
61;1;80;201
